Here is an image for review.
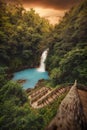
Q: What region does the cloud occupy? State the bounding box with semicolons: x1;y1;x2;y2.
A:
23;0;81;10
25;7;66;25
34;8;66;25
22;0;82;25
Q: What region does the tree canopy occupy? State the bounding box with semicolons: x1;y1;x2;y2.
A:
0;0;52;71
0;0;87;129
46;0;87;85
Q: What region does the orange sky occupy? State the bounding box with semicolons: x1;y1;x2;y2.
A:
25;7;66;25
6;0;82;24
22;0;81;25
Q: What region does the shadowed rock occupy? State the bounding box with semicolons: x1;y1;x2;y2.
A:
45;80;86;130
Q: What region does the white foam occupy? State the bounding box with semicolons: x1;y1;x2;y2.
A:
37;48;49;72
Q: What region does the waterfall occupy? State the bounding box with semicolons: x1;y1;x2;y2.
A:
37;49;49;72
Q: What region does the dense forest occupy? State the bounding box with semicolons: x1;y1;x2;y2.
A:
0;0;52;71
0;0;87;130
46;0;87;86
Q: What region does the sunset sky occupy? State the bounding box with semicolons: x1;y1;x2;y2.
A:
25;7;65;25
8;0;82;25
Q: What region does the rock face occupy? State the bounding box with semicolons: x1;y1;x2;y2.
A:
46;81;86;130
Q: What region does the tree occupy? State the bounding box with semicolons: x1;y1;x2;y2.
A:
0;67;8;87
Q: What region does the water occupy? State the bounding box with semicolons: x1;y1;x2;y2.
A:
13;68;49;89
13;49;49;89
37;48;49;72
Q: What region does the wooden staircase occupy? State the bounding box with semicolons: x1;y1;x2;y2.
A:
28;86;70;108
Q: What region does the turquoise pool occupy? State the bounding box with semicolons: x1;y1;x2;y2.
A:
13;68;49;89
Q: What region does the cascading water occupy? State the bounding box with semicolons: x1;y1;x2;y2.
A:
37;48;49;72
13;48;49;89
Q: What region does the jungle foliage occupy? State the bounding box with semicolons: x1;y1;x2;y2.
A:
46;0;87;85
0;0;52;71
0;0;87;130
